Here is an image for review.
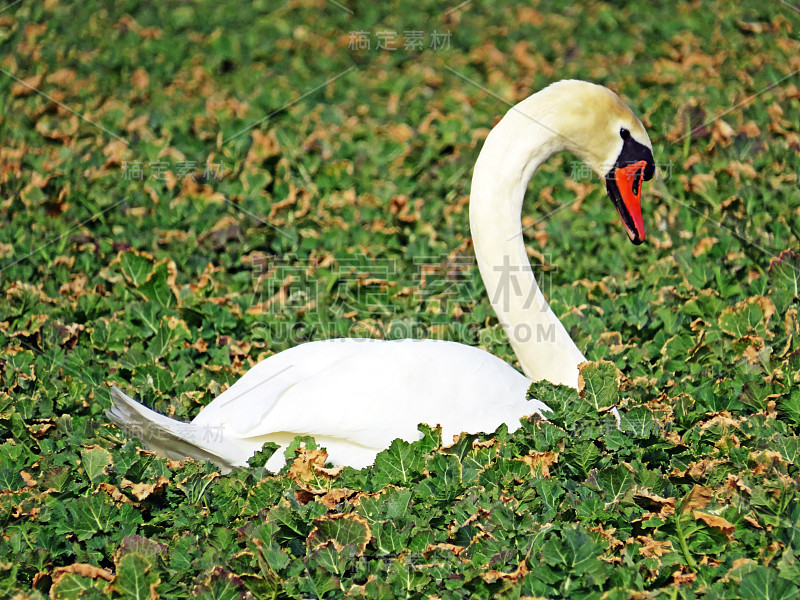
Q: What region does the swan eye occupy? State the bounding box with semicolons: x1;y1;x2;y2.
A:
620;128;631;140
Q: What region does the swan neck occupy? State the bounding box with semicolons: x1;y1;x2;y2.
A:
470;107;587;388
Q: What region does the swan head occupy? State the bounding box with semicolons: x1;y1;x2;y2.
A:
522;80;656;244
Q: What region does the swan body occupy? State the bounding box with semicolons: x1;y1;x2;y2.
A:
107;80;655;472
109;339;540;471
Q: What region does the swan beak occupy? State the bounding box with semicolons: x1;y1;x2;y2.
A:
611;159;648;245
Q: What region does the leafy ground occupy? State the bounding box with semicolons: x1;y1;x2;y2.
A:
1;0;800;597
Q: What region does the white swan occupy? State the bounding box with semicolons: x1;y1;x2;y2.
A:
107;80;655;473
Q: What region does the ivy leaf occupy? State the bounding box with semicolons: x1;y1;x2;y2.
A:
597;464;634;505
373;521;410;555
80;445;113;486
247;441;281;470
372;438;426;486
0;468;24;491
49;573;107;600
118;250;154;287
620;407;658;439
137;260;179;308
59;494;117;541
541;526;608;585
768;250;800;310
527;381;586;428
113;553;160;600
578;361;619;411
193;566;254;600
307;513;371;555
738;566;796;600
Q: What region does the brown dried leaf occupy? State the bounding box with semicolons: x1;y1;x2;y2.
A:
692;237;717;257
318;488;357;510
687;173;717;193
699;412;741;433
693;510;735;539
637;536;675;558
98;482;138;506
749;450;785;475
520;451;559;478
710;119;735;146
424;542;465;557
681;485;712;513
121;476;169;501
724;474;753;496
131;67;149;91
11;73;42;96
744;513;763;529
51;563;115;582
288;447;339;493
482;560;530;584
673;568;697;585
633;489;676;518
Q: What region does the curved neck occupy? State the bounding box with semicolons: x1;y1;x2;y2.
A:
470;104;587;388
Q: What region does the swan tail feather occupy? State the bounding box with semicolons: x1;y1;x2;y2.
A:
106;386;238;472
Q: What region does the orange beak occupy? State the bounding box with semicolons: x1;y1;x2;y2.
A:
613;160;648;244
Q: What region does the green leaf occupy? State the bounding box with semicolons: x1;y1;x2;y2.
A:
114;553;159;600
372;438;426;486
373;521;410;555
247;441;281;470
541;526;608;585
145;320;175;359
527;381;586;428
119;250;154;286
718;296;774;339
80;445;113;486
738;566;796;600
418;453;462;500
777;389;800;427
307;540;348;575
417;423;442;454
0;467;24;491
138;261;178;307
579;361;619;410
193;567;252;600
565;441;602;476
768;250;800;310
597;465;634;505
620;407;658;438
50;573;106;600
460;442;498;483
176;472;218;504
0;563;19;599
60;494;116;541
307;513;371;555
527;381;580;413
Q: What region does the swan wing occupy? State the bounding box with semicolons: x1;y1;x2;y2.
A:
192;339;547;468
